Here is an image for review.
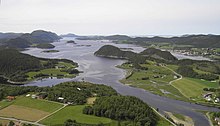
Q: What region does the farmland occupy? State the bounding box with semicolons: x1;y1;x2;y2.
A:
119;61;188;101
40;105;114;125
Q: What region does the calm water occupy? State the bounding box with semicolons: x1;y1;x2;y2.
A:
23;38;219;126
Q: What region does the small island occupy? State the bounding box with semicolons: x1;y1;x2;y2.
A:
35;43;55;49
67;40;76;44
42;50;60;53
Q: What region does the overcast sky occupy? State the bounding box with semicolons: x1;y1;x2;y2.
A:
0;0;220;35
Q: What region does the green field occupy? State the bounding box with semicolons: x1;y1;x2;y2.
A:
0;100;14;109
26;61;77;80
120;61;188;101
13;97;63;113
40;105;114;125
172;78;218;99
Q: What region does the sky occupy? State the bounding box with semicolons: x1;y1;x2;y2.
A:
0;0;220;35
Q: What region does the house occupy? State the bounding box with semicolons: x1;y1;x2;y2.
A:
31;94;37;99
26;94;30;97
6;96;16;101
215;117;220;126
58;97;64;100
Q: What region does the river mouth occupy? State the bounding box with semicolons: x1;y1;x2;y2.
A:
22;38;219;126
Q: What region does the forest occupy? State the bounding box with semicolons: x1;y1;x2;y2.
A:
47;82;118;104
83;96;158;126
0;81;118;104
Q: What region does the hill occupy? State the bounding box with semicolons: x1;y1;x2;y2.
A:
60;33;80;38
0;30;61;49
0;32;23;39
20;30;61;44
0;49;42;81
140;48;177;61
94;45;146;64
77;35;131;40
2;37;32;49
129;35;220;48
0;49;78;82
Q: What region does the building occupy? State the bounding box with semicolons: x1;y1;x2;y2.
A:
31;94;37;99
6;96;16;101
58;97;64;100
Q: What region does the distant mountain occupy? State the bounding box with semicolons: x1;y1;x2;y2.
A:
20;30;61;44
129;35;220;48
0;30;61;49
77;35;131;40
0;32;23;39
3;37;32;49
140;48;177;61
60;33;79;38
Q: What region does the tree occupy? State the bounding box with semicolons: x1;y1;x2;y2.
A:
8;121;15;126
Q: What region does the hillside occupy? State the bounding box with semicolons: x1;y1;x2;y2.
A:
20;30;61;44
77;35;131;40
60;33;80;38
0;32;23;39
0;49;42;81
140;48;177;61
0;49;78;82
94;45;146;64
129;35;220;48
2;37;32;49
0;30;61;49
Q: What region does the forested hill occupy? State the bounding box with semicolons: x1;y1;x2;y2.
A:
0;30;61;49
78;34;220;48
0;49;42;77
0;49;78;82
95;45;177;63
77;35;131;40
20;30;61;44
140;48;177;61
129;35;220;48
94;45;146;64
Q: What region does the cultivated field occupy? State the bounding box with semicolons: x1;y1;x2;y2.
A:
13;97;63;112
172;78;218;99
0;105;49;121
40;105;114;125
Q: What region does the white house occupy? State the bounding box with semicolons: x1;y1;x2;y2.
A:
26;94;30;97
31;94;37;99
58;97;64;100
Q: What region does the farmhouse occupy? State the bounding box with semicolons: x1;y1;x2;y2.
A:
31;94;37;99
6;96;16;101
58;97;64;100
